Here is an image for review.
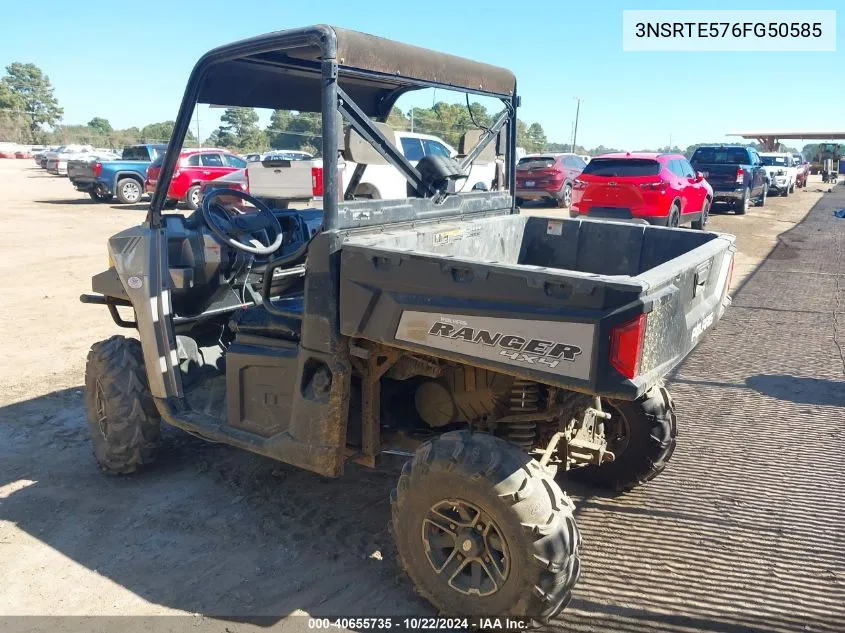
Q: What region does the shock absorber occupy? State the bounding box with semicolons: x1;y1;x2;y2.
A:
505;379;540;449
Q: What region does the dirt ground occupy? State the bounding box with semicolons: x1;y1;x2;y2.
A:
1;159;842;632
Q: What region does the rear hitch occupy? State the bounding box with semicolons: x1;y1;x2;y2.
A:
538;396;615;471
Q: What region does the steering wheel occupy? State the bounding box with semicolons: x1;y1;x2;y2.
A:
201;188;284;256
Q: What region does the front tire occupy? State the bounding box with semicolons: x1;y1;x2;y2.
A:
392;431;580;620
115;178;143;204
84;336;161;474
567;386;677;492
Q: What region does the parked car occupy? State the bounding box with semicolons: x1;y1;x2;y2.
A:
689;145;767;214
515;153;587;208
145;148;248;209
345;129;495;200
45;145;98;175
35;146;60;166
759;152;798;197
792;153;810;188
0;142;17;159
244;153;263;162
264;150;314;161
571;152;712;229
68;144;167;204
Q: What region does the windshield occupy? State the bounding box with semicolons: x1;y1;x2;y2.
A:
517;156;556;170
761;156;788;166
690;147;749;165
581;158;660;177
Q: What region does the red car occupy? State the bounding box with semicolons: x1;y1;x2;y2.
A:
571;152;713;229
515;153;587;208
145;148;248;209
792;153;810;188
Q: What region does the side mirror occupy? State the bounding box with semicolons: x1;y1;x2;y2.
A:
695;171;705;182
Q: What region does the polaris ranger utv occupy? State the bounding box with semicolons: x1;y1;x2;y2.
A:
81;25;736;620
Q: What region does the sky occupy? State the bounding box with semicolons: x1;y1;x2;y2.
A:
1;0;842;150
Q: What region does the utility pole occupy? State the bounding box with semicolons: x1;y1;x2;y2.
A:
571;97;582;153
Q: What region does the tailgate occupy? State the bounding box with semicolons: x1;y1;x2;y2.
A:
67;160;95;182
695;164;739;187
247;159;313;200
635;232;736;386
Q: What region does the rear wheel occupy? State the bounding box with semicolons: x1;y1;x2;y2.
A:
556;183;573;209
691;199;709;230
756;182;768;207
668;203;680;227
567;386;677;492
392;431;580;620
115;177;143;204
516;197;525;206
185;185;202;210
84;336;161;474
89;190;113;203
734;187;749;214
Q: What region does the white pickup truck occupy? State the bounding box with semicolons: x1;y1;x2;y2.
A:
760;152;798;197
203;130;499;207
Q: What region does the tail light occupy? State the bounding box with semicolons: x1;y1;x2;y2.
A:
735;168;745;184
92;162;102;177
610;314;647;379
245;167;250;193
312;166;324;197
639;179;665;191
573;179;588;190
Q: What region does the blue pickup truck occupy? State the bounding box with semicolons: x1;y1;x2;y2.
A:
689;145;768;214
68;144;167;204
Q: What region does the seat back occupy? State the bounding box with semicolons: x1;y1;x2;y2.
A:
343;122;396;165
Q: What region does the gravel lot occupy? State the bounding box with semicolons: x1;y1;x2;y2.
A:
0;159;842;632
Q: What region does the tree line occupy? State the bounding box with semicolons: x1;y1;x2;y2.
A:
0;61;821;160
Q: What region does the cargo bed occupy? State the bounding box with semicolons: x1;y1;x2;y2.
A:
340;214;735;399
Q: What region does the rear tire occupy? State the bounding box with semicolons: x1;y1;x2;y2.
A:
567;386;677;492
516;197;525;206
556;183;572;209
115;177;143;204
89;190;113;203
734;187;749;214
668;203;680;227
392;431;580;620
84;336;161;474
185;185;202;210
756;183;767;207
691;199;709;230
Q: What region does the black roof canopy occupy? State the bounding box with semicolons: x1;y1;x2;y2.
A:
194;25;517;117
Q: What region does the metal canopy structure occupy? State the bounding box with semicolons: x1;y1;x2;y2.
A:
728;130;845;151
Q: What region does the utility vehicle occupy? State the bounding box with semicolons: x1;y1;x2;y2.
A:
81;25;735;620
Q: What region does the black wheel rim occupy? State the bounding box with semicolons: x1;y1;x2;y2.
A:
94;379;108;439
422;499;509;597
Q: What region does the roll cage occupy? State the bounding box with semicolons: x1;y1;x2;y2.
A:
148;24;520;231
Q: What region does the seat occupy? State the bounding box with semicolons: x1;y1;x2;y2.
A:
229;293;304;340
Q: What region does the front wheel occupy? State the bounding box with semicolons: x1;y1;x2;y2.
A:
392;431;580;620
567;386;677;492
84;336;161;474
